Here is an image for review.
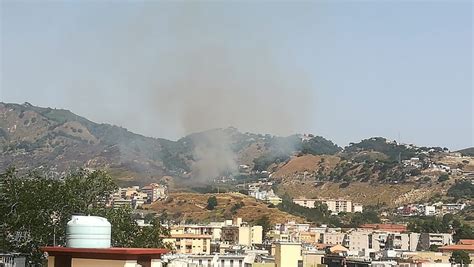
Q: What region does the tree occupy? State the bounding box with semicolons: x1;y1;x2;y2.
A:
0;168;169;264
454;224;474;242
277;196;334;225
350;211;381;227
448;181;474;200
206;196;218;210
254;216;272;238
438;174;449;182
450;250;471;266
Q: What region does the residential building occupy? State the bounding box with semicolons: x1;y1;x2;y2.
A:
274;242;302;267
322;232;346;246
440;203;466;214
422;205;437;216
163;234;212;254
418;233;452;251
221;225;263;247
170;224;222;241
141;183;167;203
293;198;363;214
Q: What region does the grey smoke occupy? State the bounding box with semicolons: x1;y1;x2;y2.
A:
137;5;316;180
16;3;317;180
190;131;237;181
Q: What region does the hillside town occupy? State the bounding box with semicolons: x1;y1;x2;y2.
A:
1;1;472;265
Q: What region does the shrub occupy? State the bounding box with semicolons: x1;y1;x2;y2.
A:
438;174;449;182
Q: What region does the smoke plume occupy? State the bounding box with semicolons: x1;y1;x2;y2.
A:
139;4;316;180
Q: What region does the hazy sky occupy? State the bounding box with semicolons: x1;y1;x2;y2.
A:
1;0;472;150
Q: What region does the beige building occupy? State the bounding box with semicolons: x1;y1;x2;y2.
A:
322;232;346;245
274;242;302;267
266;195;282;206
141;183;167;203
163;234;211;254
221;225;263;247
299;232;320;244
170;224;222;241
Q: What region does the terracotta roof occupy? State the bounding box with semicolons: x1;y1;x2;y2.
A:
41;247;169;260
459;239;474;245
329;244;348;253
359;224;407;232
439;244;474;252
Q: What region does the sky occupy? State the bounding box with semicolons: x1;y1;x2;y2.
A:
0;0;472;150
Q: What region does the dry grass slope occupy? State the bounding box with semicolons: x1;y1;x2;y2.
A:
146;192;305;224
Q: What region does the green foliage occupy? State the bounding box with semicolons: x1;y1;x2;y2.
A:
254;215;272;238
0;168;169;264
429;244;439;252
93;207;169;248
349;211;381;227
345;137;417;162
408;217;450;233
206;196;218;210
438;174;449;182
458;147;474;157
407;215;474;242
277;196;333;225
253;135;340;171
453;224;474;242
230;202;245;214
447;180;474;200
253;154;290;171
300;136;341;155
450;250;471;265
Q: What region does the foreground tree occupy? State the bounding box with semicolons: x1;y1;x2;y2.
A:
450;250;471;266
0;168;169;264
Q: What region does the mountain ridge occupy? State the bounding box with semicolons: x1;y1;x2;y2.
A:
1;101;473;203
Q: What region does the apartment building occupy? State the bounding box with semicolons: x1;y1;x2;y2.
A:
141;183;167;203
170;224;222;241
418;233;453;250
274;242;302;267
221;225;263;247
322;232;346;246
163;234;211;254
293;198;363;214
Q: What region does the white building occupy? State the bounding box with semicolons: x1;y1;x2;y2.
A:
293;198;363;214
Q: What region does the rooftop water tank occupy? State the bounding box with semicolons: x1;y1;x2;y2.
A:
66;215;111;248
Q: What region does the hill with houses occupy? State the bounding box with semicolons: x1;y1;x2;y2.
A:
1;102;473;206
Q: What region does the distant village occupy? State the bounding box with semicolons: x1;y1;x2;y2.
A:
2;132;474;267
61;174;473;267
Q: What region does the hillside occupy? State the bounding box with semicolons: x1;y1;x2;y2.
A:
1;102;473;206
458;147;474;157
0;102;339;184
145;192;305;224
